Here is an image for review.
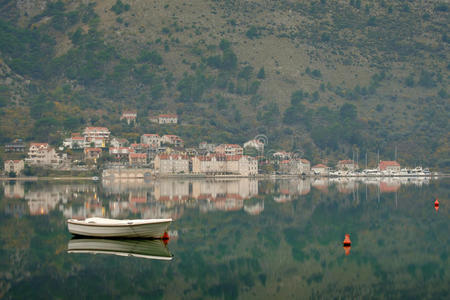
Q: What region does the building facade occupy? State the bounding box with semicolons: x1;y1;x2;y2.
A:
82;127;111;140
161;135;184;148
141;134;161;147
4;160;25;175
279;158;310;175
337;160;358;171
192;155;258;176
25;143;62;166
4;139;25;152
154;154;189;174
149;114;178;124
215;144;244;156
120;111;137;124
378;161;400;172
311;164;330;176
129;153;147;166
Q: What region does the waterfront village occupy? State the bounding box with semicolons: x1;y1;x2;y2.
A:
2;112;433;179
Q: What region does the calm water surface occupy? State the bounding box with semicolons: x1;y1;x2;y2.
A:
1;177;449;299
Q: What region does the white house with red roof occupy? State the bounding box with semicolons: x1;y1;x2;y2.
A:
243;139;264;153
109;147;133;159
120;111;137;124
63;133;86;149
84;148;102;161
141;134;161;147
154;154;189;174
26;143;62;166
129;153;147;166
110;137;129;148
215;144;244;156
149;114;178;124
161;135;184;148
191;154;257;176
337;160;358;171
311;164;330;176
279;158;310;175
82;127;110;140
4;160;24;175
378;161;400;172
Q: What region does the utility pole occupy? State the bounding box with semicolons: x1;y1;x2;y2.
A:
395;145;397;161
356;149;359;168
365;151;368;169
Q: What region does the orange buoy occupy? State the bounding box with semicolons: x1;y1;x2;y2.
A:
435;198;439;212
343;234;351;246
162;232;170;245
343;245;351;256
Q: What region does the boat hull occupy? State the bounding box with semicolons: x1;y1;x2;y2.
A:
67;219;172;238
67;238;173;260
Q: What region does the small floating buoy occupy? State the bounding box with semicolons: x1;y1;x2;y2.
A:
342;234;351;255
343;234;351;246
343;245;351;256
435;198;439;212
162;232;170;245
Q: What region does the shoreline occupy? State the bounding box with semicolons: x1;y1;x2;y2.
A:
1;174;448;181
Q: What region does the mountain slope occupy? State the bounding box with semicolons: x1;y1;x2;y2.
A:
0;0;448;169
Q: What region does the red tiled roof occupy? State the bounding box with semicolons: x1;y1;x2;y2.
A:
131;143;149;148
338;160;355;164
157;154;188;160
84;147;102;153
30;142;48;147
312;164;328;168
5;160;23;163
280;160;290;164
379;161;400;167
85;127;109;131
129;153;147;158
142;133;160;137
300;159;310;164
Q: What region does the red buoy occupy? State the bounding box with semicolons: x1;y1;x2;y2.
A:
343;245;351;256
435;198;439;212
162;232;170;245
343;234;351;246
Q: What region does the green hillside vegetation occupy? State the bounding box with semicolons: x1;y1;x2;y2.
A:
0;0;448;169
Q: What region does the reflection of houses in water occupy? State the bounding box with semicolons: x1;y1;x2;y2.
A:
23;184;98;217
311;179;329;193
102;178;153;194
193;179;258;213
3;182;25;199
274;179;311;202
26;190;66;215
379;180;401;193
154;180;190;203
102;179;259;216
244;199;264;215
3;199;28;217
331;178;357;194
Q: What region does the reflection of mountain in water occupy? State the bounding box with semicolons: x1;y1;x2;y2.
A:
1;177;433;219
0;178;447;299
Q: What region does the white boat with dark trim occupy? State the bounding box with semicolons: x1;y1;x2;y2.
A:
67;217;172;238
67;238;173;260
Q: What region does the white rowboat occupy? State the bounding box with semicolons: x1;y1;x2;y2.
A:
67;217;172;238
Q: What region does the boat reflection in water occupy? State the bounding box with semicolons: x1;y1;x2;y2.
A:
67;238;173;261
